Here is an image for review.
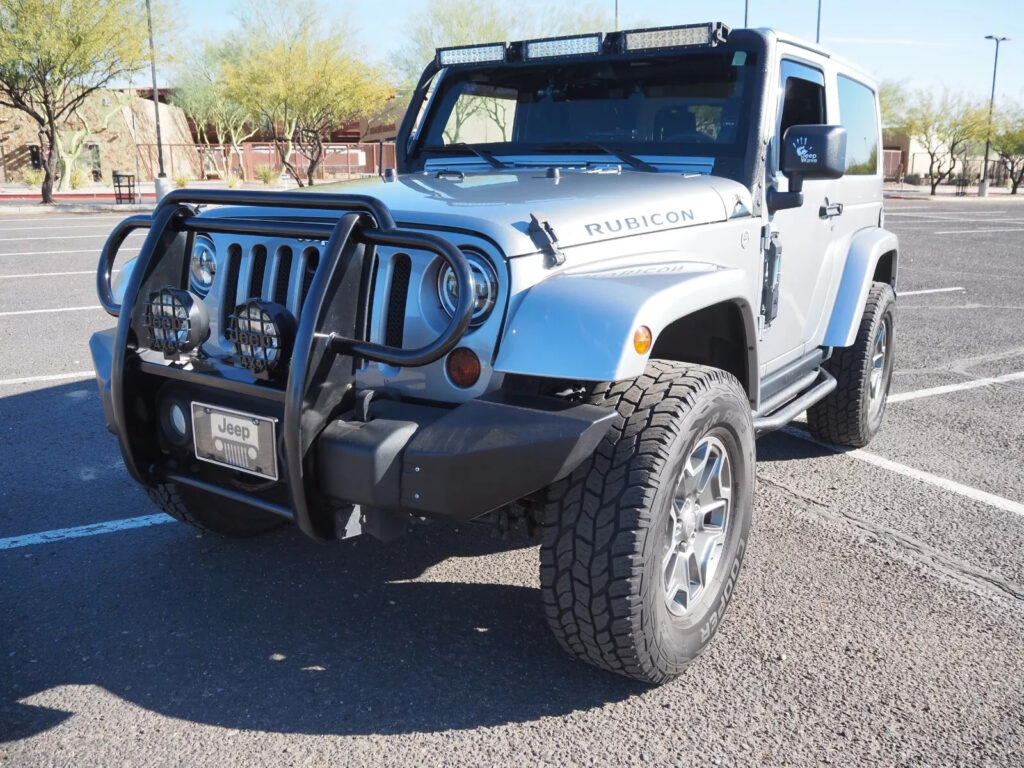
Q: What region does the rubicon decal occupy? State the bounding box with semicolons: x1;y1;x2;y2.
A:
584;208;695;237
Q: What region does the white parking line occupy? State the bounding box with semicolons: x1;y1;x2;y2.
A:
933;228;1024;235
0;269;115;280
0;305;101;317
0;514;175;551
781;426;1024;518
899;286;965;296
0;371;93;387
0;234;111;242
0;223;121;231
0;248;133;258
888;371;1024;403
0;215;124;224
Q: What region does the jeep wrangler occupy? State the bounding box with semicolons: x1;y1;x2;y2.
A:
91;23;897;684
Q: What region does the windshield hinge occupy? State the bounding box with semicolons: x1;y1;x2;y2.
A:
529;213;565;267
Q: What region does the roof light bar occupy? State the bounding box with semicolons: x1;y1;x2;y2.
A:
622;23;722;52
524;33;603;60
437;42;506;67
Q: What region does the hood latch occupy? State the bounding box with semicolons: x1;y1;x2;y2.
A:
529;212;565;267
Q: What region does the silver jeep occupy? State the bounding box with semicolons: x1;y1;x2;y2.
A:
91;22;897;684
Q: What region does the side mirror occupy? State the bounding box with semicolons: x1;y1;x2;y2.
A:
767;125;847;214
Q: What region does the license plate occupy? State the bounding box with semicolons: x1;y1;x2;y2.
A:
191;402;278;481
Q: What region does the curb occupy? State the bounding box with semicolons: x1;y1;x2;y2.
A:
0;203;153;215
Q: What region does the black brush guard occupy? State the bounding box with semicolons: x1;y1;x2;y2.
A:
97;189;475;540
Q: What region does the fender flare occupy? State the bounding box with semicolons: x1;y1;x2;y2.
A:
493;263;757;387
823;228;899;348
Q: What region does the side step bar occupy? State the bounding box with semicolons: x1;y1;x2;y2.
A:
752;369;837;435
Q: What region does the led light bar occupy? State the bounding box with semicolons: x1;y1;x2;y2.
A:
524;33;602;60
623;23;717;51
437;43;506;67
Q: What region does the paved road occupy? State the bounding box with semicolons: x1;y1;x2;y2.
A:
1;200;1022;767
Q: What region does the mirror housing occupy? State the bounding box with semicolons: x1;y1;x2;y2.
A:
767;125;848;214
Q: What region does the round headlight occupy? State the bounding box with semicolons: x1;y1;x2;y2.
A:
190;235;217;294
436;251;498;327
143;287;210;358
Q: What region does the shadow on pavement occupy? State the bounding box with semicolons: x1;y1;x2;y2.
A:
0;383;645;741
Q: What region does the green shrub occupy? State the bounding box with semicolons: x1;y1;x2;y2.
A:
255;166;277;185
173;173;189;188
68;163;90;189
22;168;45;187
903;173;921;186
226;174;241;189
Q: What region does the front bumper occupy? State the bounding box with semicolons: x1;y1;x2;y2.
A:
91;328;614;531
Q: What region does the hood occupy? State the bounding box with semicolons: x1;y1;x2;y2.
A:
310;170;753;257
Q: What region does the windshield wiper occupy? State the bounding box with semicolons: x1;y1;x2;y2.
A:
536;142;659;173
419;142;507;169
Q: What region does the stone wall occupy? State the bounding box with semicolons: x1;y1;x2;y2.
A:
0;89;201;185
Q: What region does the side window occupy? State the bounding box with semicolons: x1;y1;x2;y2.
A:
779;62;826;136
837;75;879;175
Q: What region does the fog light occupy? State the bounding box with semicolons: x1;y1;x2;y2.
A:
143;288;210;358
226;300;296;379
446;347;481;388
160;400;190;445
633;325;652;354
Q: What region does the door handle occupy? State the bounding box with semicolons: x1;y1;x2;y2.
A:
819;201;844;219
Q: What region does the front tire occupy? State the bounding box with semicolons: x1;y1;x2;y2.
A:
807;282;896;447
539;362;755;684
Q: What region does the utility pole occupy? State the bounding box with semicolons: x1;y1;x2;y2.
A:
145;0;169;200
816;0;822;44
614;0;619;31
979;35;1009;198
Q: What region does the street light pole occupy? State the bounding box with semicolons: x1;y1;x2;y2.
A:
745;0;749;27
145;0;170;200
816;0;822;44
979;35;1008;198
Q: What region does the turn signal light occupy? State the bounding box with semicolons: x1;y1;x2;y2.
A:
633;326;653;355
446;347;481;388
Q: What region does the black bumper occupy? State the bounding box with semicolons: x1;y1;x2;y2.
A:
317;395;615;522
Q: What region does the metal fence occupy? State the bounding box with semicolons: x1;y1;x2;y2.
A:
131;142;397;183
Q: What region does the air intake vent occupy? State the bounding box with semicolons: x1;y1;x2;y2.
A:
250;244;267;298
221;243;242;329
385;254;411;348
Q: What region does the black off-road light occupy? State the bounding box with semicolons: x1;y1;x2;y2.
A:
143;288;210;358
226;300;296;380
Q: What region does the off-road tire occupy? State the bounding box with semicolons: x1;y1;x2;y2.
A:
146;482;285;537
539;361;755;685
807;282;896;447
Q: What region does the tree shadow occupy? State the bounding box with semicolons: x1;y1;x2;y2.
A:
0;382;646;741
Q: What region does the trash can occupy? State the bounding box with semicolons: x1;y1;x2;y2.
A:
112;171;135;204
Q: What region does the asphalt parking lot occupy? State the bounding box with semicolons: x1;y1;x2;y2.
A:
1;198;1022;767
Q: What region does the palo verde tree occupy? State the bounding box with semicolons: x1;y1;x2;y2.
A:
899;89;987;195
992;104;1024;195
172;41;257;181
0;0;149;203
224;1;391;186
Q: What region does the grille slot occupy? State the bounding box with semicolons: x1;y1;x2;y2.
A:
300;246;319;305
385;253;411;348
273;246;293;305
249;244;267;298
221;243;243;330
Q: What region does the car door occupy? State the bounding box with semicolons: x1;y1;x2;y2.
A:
759;58;840;372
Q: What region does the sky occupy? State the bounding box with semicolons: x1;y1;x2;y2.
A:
174;0;1024;103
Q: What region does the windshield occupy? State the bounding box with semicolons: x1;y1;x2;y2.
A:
417;50;757;170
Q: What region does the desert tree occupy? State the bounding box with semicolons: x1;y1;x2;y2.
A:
991;103;1024;194
899;90;987;195
0;0;149;203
